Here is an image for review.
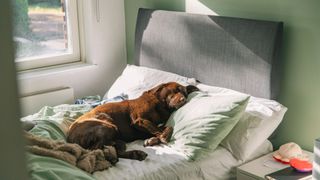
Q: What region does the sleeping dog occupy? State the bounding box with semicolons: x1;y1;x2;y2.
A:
67;82;199;161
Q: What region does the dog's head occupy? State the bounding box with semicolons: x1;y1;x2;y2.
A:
150;82;199;110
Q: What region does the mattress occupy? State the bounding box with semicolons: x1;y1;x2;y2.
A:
93;140;272;180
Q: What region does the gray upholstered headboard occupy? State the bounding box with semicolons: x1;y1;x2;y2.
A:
134;8;283;99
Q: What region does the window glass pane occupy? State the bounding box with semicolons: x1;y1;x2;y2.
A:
13;0;71;61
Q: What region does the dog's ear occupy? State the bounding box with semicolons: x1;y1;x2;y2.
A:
149;83;165;94
186;85;199;94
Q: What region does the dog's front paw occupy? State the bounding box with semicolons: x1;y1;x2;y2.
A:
129;150;148;161
143;137;160;147
159;126;173;144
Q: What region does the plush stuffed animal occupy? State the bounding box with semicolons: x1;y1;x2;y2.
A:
24;131;118;174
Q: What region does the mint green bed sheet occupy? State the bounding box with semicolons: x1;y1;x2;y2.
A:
23;104;96;180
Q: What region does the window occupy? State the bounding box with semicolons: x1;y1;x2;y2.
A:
13;0;81;71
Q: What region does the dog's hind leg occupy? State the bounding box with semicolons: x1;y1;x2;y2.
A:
114;140;148;161
117;150;148;161
67;120;118;150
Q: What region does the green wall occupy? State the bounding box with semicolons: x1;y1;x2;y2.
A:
124;0;320;151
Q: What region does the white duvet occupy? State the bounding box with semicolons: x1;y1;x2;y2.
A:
93;140;272;180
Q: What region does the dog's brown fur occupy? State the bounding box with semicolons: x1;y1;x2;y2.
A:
67;82;198;161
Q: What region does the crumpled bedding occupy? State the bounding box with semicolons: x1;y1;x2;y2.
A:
93;140;272;180
22;104;271;180
22;104;95;180
24;131;118;174
94;141;245;180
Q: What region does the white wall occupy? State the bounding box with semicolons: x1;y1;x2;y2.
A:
18;0;127;102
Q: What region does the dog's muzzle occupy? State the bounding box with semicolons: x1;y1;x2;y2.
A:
169;93;187;109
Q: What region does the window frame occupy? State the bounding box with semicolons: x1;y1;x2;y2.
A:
15;0;82;71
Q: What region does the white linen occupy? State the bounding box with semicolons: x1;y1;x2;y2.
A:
105;65;196;99
197;83;287;161
93;140;272;180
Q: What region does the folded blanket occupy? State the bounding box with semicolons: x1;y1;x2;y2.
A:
24;131;118;174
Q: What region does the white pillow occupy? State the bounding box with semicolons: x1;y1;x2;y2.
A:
197;83;287;161
105;65;196;99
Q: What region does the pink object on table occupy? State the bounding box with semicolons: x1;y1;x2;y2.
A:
289;158;313;172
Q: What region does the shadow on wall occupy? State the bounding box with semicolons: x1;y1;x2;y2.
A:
148;0;185;10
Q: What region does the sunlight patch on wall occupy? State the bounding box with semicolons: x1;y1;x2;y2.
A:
185;0;218;15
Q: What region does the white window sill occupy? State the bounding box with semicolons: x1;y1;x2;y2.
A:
18;62;98;80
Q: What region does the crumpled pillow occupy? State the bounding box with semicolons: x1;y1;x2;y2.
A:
166;91;249;160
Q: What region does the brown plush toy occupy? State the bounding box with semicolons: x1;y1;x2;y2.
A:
24;132;118;174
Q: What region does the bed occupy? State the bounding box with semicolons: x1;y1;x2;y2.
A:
23;8;284;180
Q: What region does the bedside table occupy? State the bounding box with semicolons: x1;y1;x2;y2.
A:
236;150;313;180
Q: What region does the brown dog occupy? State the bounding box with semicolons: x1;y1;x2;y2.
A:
67;82;199;161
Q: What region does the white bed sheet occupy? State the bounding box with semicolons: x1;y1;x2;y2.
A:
93;140;272;180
